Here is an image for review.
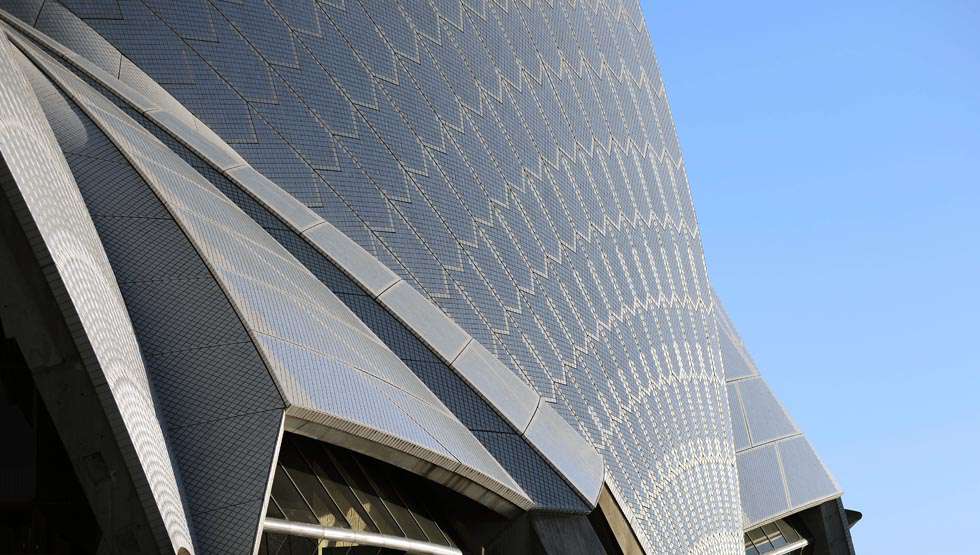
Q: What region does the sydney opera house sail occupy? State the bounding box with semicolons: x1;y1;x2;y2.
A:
0;1;856;554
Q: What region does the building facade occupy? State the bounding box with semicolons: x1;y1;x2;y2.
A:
0;1;856;554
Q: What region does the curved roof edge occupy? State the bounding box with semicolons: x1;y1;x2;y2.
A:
0;29;193;555
600;479;653;555
12;28;534;519
0;5;605;508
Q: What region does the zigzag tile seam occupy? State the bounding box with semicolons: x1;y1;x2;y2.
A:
14;31;534;518
0;10;605;507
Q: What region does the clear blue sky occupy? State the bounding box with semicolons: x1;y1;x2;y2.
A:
641;1;980;553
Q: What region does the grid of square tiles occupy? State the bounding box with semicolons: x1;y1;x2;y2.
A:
0;32;192;553
32;39;546;515
25;1;744;549
23;54;285;554
121;95;586;512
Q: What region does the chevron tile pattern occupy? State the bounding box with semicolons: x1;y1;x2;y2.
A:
8;0;747;550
